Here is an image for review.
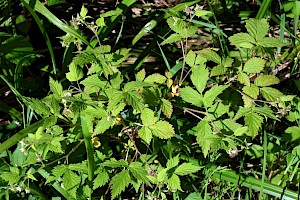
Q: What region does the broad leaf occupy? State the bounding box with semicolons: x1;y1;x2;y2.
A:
254;75;280;87
260;87;284;101
180;86;203;107
167;174;182;191
144;73;166;84
198;49;222;64
243;57;265;73
161;98;173;118
161;33;182;45
175;163;201;176
110;170;131;199
203;85;229;107
66;62;84;82
128;162;150;184
136;69;146;82
102;158;128;168
229;33;255;48
244;111;263;137
191;65;209;94
141;108;157;126
150;121;174;139
49;77;63;96
238;72;250;86
245;18;269;41
166;155;180;169
94;118;113;135
139;126;152;144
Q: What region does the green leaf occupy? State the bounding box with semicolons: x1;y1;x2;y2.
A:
66;62;84;82
167;174;182;191
283;126;300;142
186;50;196;67
229;33;255;48
111;170;131;199
238;72;250;86
205;102;230;121
93;171;109;189
210;65;227;77
161;98;173;118
242;84;259;107
62;170;80;196
124;91;145;112
96;17;105;27
245;18;269;41
180;86;203;107
260;87;284;101
185;192;202;200
254;75;280;87
157;168;168;182
198;49;222;64
191;66;209;94
161;33;182;45
203;85;229;107
28;98;50;116
52;164;67;178
141;108;157;126
166;155;179;169
257;37;283;47
144;73;166;84
0;167;20;185
102;158;128;168
234;126;248;136
150;121;175;139
49;77;63;96
80;74;107;90
139;126;152;144
233;106;250;121
136;69;146;82
244;111;263;137
195;10;213;17
252;105;278;120
80;5;88;18
128;162;150;184
243;57;265;73
175;163;201;176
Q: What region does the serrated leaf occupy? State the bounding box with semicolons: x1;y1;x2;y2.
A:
243;57;265;73
111;170;131;199
136;69;146;82
52;164;67;178
62;170;80;197
245;18;269;41
175;163;201;176
210;65;226;77
68;162;88;172
94;118;113;135
257;37;283;47
139;126;153;144
260;87;284;101
195;10;213;17
238;72;250;86
229;33;255;48
203;85;229;107
28;98;50;116
141;108;157;126
252;105;278;120
191;66;209;94
233;106;250;121
198;49;221;64
254;75;280;87
93;171;109;189
80;74;107;90
244;112;263;137
124;91;145;112
234;126;248;136
49;77;63;96
186;50;196;67
150;121;174;139
102;158;128;168
242;84;259;107
128;162;150;184
213;119;243;133
157;168;168;182
96;17;105;27
144;73;166;84
66;62;84;82
205;102;230;121
180;86;203;107
167;174;182;191
161;98;173;118
166;155;179;169
282;126;300;142
0;167;20;185
161;33;182;45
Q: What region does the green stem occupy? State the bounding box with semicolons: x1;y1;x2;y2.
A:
260;128;268;199
256;0;273;19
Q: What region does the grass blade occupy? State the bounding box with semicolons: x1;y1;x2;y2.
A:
0;119;44;154
21;0;57;77
22;0;89;46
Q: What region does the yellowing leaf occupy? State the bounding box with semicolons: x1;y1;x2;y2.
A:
243;57;265;73
254;75;280;87
150;121;174;139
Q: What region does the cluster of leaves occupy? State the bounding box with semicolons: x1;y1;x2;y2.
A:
1;0;300;199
